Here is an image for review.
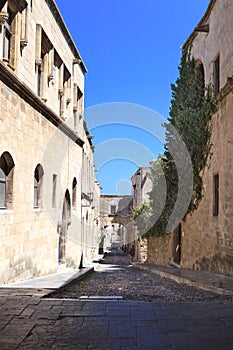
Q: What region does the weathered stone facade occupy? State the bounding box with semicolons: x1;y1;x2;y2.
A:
180;0;233;275
147;0;233;276
100;195;133;250
0;0;100;284
131;167;152;262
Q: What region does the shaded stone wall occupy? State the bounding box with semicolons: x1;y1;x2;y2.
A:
0;78;84;284
180;0;233;276
100;195;133;249
147;235;174;266
181;91;233;276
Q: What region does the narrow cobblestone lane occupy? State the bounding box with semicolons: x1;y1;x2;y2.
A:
50;248;233;302
1;249;233;349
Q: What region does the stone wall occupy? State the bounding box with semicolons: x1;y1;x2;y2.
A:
0;76;85;283
180;0;233;276
0;0;99;284
181;90;233;276
146;235;174;266
146;0;233;276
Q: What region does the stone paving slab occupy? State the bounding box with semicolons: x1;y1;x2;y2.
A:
0;295;233;349
134;263;233;295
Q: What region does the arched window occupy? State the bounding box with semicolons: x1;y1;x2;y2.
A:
72;177;77;208
0;156;7;208
0;152;15;209
195;59;205;95
34;164;44;208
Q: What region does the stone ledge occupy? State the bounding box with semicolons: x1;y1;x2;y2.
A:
133;262;233;296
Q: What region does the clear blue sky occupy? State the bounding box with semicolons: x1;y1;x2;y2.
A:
55;0;210;194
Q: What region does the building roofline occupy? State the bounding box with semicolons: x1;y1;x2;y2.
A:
48;0;87;73
132;166;150;177
100;195;133;198
182;0;217;49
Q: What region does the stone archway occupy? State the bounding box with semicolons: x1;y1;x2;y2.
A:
58;190;71;264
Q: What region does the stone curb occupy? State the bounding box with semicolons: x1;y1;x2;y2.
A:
57;267;94;289
44;267;94;297
133;263;233;296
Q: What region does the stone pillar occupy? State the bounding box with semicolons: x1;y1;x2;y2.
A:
41;52;49;99
11;11;21;67
48;47;54;83
73;107;78;133
20;6;28;49
35;24;42;64
58;63;65;116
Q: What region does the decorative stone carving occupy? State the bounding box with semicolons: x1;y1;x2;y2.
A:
0;12;8;25
35;58;42;66
20;38;28;48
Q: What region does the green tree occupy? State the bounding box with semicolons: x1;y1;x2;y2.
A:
134;48;215;237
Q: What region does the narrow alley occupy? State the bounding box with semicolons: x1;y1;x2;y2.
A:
51;248;233;302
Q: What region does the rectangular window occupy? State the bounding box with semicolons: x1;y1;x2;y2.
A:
111;205;116;214
52;174;57;208
213;174;219;216
214;55;220;95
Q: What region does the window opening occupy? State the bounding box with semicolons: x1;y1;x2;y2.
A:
214;55;220;95
213;174;219;216
0;156;7;209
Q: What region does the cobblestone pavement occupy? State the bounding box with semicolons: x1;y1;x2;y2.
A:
1;249;233;349
0;289;233;349
50;249;233;302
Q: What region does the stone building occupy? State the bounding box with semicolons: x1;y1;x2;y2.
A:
0;0;100;284
147;0;233;276
99;195;133;250
131;167;152;262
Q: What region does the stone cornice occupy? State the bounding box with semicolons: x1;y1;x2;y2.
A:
45;0;87;74
83;120;93;146
0;61;84;148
